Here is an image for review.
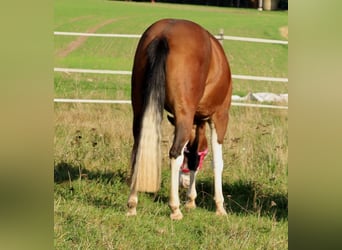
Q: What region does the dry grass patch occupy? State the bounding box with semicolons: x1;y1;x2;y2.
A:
279;26;288;39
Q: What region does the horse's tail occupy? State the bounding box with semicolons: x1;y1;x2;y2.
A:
131;37;169;193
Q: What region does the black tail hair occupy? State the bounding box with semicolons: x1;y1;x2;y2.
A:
142;36;169;118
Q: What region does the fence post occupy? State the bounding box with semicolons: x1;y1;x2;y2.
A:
219;28;224;45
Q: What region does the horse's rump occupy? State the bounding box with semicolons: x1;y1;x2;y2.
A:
128;19;232;218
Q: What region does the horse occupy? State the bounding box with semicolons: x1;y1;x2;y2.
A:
127;19;232;220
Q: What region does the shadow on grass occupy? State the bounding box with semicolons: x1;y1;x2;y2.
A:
54;162;287;220
54;161;130;211
54;161;128;185
155;178;288;221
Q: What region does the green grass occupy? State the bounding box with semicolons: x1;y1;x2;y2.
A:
54;73;131;99
54;0;288;97
54;72;287;101
54;104;288;249
54;1;287;249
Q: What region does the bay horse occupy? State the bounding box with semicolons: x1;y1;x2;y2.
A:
127;19;232;220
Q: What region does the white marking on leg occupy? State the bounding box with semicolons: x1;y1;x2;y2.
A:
179;171;190;189
169;143;187;220
127;189;138;216
210;125;227;215
185;170;198;209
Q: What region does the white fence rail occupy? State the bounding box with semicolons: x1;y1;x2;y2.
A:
54;31;288;109
54;31;288;45
53;98;288;110
54;67;288;83
54;68;132;75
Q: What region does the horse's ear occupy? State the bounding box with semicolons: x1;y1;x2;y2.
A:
167;115;175;125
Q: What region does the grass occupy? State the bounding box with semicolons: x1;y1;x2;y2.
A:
54;73;131;99
54;0;288;97
54;72;287;101
54;104;288;249
54;1;288;249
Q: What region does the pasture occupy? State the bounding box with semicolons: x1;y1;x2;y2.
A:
54;0;288;249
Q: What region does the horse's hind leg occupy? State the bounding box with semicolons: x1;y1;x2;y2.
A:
127;138;139;216
127;188;138;216
185;170;198;210
169;115;193;220
127;113;142;216
209;112;229;216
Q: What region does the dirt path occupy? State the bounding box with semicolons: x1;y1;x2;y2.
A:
279;26;288;39
56;18;118;58
68;15;93;23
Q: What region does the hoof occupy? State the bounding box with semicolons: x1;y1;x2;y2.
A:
215;207;227;216
185;201;196;210
126;208;137;217
170;210;183;220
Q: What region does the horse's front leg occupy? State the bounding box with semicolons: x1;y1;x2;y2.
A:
185;170;198;210
184;122;208;211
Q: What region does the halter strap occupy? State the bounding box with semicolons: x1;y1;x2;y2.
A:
197;148;209;170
